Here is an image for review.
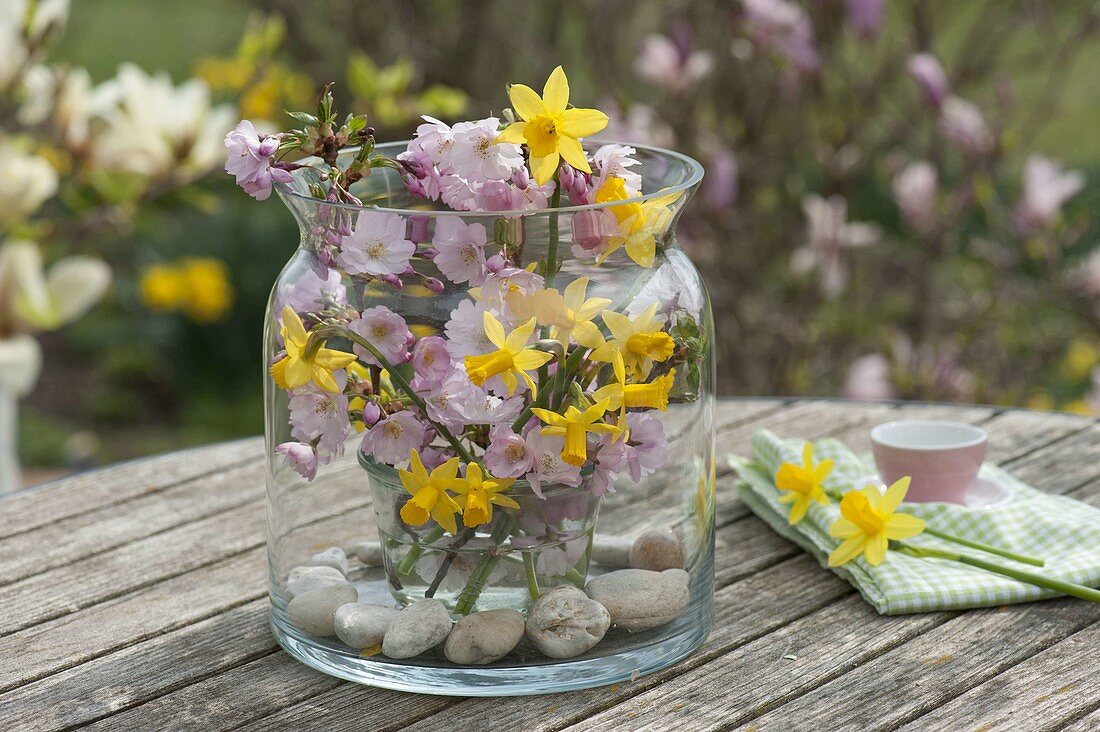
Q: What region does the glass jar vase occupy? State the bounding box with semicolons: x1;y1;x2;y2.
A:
264;141;714;695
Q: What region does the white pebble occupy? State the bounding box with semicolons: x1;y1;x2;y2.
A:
287;565;346;583
348;541;384;566
382;599;452;659
444;609;525;665
629;528;684;571
591;535;633;567
286;583;358;636
309;547;350;574
525;586;610;659
333;603;399;649
586;569;689;632
286;568;349;600
662;568;691;586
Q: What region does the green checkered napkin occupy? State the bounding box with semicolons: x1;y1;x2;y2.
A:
731;429;1100;615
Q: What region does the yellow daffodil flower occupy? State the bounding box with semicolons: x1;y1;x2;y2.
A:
494;66;609;185
590;303;675;379
464;312;554;396
398;450;463;534
531;398;619;466
270;305;356;393
523;276;611;347
452;462;519;527
774;443;833;525
592;177;680;268
594;350;675;415
827;477;926;567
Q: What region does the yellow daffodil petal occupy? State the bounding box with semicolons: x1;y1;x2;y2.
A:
281;306;307;343
530;152;560;186
282;357;311;388
788;496;810;524
269;357;289;388
814;459;835;483
828;517;862;539
431;502;459;534
884;513;925;540
801;442;813;468
557;134;591;173
572;320;604;349
828;536;867;567
483;311;507;349
501;369;519;395
562;107;609;137
311;365;341;393
492;493;521;510
542;65;569;113
506;316;538;350
494;121;527;145
625;233;656;268
530;407;565;426
508;83;545;121
864;532;889;566
881;476;911;512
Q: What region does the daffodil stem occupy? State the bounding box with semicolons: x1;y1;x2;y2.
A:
896;543;1100;603
454;513;517;615
522;551;541;600
314;325;475;463
544;175;562;289
424;527;476;598
396;525;445;576
923;527;1046;567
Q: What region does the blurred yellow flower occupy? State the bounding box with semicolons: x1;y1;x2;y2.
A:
774;443;832;525
140;258;235;324
1061;339;1099;381
827;478;925;567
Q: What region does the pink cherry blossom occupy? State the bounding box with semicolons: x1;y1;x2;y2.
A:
282;266;346;314
350;306;411;366
360;411;430;465
570;208;620;258
412;336;454;386
1014;154;1085;234
892;161;938;234
432;217;488;285
277;441;319;480
336;211;416;277
449;117;525;181
439;174;477;211
623;412;668;482
592;144;643;195
485;425;536;478
524;429;583;498
224;119;292;201
444;298;503;359
906;54;949;108
590;435;628;496
938;96;994;156
288;383;351;454
473;179;527;211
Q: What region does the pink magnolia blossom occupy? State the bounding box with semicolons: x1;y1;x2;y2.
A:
741;0;820;74
224;119;291;201
350;306;411;367
360;411;430;465
792;194;880;297
633;33;714;93
276;441;318;480
938;96;994;156
485;425;536;478
432;217;488;285
906;53;949;108
623;412;668;482
892;161;938;234
1074;249;1100;298
524;429;583;498
845;0;885;39
411;336;453;386
844;354;895;401
336;211;416;277
1014;154;1085;234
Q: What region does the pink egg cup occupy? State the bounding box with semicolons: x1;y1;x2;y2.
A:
870;420;988;504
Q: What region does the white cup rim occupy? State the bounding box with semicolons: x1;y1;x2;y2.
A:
870;420;987;451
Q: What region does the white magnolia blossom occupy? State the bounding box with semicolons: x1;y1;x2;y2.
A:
1015;154;1085;233
0;141;59;226
91;63;235;180
892;161;938;234
938;96;994;156
844;353;895;401
792;194;880;296
19;65;115;149
0;0;70;87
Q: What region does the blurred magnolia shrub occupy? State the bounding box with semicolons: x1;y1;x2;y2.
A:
257;0;1099;413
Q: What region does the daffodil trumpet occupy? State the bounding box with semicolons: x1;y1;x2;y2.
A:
464;313;555;397
531;398;619;466
896;543;1100;603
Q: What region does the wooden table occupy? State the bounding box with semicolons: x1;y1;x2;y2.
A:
2;399;1099;731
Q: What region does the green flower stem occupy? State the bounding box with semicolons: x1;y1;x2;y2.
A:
564;567;586;586
923;526;1045;567
897;543;1100;603
454;513;517;615
396;525;446;576
522;551;541;601
544;175;562;289
310;325;474;463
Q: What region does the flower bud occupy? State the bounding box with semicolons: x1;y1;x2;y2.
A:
362;401;382;427
424;276;445;294
485;254;507;273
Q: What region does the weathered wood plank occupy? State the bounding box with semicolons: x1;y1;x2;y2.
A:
732;598;1100;730
0;438;263;540
0;459;265;587
558;596;953;732
897;620;1100;732
232;684;453;732
0;599;273;732
1060;704;1100;731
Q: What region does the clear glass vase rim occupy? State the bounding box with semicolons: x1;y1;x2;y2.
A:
274;139;705;219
